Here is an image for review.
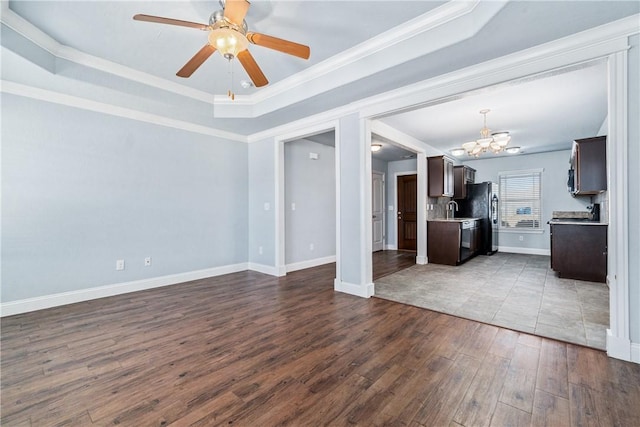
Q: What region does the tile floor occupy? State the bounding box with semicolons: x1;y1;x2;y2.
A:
374;252;609;350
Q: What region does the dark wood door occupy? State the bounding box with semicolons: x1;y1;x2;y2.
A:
397;174;417;251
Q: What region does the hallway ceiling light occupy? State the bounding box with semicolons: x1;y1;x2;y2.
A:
371;143;383;152
457;109;512;157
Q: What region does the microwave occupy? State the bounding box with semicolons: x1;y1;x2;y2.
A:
567;169;575;194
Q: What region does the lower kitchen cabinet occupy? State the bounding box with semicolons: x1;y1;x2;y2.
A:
428;220;479;266
428;221;460;265
550;223;607;282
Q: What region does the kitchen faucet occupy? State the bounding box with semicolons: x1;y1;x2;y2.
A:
446;200;459;219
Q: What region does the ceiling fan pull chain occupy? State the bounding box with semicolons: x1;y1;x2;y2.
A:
227;56;235;101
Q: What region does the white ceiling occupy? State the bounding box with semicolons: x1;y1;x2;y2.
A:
379;60;609;157
2;1;638;150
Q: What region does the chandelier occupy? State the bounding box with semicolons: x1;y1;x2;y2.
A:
456;109;512;157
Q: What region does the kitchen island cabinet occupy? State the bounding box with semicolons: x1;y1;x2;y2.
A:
550;222;607;282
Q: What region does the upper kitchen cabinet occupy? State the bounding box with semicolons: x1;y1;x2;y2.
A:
570;136;607;196
453;165;476;199
428;155;454;197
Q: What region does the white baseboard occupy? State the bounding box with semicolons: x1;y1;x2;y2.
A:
286;255;336;273
0;263;248;317
334;278;374;298
498;246;551;256
632;343;640;364
416;255;427;265
385;244;397;250
247;262;280;277
606;329;634;362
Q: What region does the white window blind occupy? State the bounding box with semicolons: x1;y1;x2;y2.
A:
499;170;542;230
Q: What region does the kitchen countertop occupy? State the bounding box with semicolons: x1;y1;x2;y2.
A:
428;217;482;223
548;219;608;226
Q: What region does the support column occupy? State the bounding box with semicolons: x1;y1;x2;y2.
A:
334;114;374;297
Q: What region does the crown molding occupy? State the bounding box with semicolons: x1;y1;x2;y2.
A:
248;13;639;143
1;80;247;142
1;0;505;119
214;0;507;118
0;3;215;104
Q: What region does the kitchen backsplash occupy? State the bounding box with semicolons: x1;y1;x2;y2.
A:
592;191;609;223
427;197;450;220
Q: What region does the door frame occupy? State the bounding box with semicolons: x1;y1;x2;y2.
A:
372;170;386;252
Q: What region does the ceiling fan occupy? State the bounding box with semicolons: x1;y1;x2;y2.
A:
133;0;310;95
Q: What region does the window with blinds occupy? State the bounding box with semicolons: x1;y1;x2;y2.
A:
498;169;543;230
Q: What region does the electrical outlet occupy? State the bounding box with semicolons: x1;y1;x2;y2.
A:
309;243;315;251
291;203;296;211
144;257;152;266
519;235;524;241
259;246;263;255
116;259;125;271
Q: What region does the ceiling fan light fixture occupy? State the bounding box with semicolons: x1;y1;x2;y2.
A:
208;27;249;58
371;143;383;152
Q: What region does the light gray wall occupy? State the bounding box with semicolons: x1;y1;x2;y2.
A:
371;157;388;175
1;94;248;302
337;113;365;285
464;150;589;251
247;138;276;267
284;139;336;264
386;158;418;249
627;34;639;344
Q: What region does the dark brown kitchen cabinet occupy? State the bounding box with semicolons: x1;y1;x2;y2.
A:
570;136;606;196
428;221;460;265
453;165;476;199
428;156;454;197
550;223;607;282
428;219;479;266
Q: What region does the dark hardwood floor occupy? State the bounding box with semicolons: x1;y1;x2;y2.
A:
2;259;639;426
372;249;416;280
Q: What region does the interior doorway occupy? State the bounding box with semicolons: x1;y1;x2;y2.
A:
279;129;337;276
397;174;417;251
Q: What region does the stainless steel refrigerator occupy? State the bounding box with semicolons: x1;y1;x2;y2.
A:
458;182;499;255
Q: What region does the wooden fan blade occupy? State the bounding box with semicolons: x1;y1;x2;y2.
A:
224;0;250;26
176;44;217;78
237;50;268;87
133;14;208;30
246;32;310;59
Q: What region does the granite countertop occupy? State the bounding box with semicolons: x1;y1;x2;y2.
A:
548;219;608;226
428;217;482;223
